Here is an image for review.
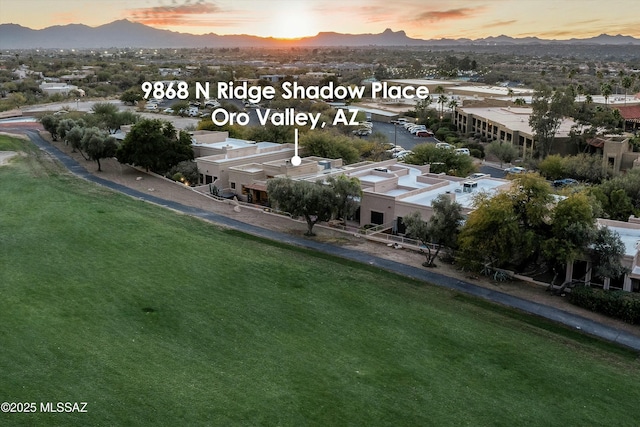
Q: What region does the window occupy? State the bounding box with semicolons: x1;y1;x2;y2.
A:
371;211;384;225
205;175;213;184
230;182;236;190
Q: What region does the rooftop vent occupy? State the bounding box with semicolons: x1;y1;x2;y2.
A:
318;160;331;170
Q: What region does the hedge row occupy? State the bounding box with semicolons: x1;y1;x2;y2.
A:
569;286;640;325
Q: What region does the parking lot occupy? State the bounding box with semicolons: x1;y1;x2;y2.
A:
362;121;435;151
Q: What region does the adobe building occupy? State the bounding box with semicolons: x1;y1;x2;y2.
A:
563;218;640;293
336;163;511;229
454;106;577;157
597;135;640;173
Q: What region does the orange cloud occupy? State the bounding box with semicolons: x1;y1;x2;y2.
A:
414;8;479;22
482;20;517;29
127;0;224;27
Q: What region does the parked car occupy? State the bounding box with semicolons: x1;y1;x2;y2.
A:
393;150;413;159
391;118;408;125
467;173;489;180
410;127;428;135
415;130;434;137
353;128;372;136
163;108;174;114
504;166;526;174
455;148;470;155
386;146;405;153
552;178;578;187
436;142;454;150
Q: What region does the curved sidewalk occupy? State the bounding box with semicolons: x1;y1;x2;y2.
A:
24;129;640;352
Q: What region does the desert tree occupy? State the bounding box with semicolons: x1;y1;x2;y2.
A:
325;175;362;225
117;118;193;173
40;115;60;140
81;127;118;171
404;194;464;267
66;126;86;158
119;88;143;105
300;130;359;164
529;86;574;159
459;174;553;270
486;141;519;167
541;192;596;285
267;177;335;236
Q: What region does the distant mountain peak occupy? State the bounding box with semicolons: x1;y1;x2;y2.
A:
0;21;638;49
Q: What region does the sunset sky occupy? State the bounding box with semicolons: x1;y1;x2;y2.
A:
2;0;639;40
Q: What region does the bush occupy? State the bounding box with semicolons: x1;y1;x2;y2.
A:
538;154;566;180
569;286;640;325
469;148;483;159
463;142;485;159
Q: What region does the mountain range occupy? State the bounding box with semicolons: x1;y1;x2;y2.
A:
1;20;639;49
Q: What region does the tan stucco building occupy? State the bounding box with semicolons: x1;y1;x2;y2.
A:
453;106;577;157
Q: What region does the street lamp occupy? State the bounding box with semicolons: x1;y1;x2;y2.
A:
394;123;397;151
75;98;79;110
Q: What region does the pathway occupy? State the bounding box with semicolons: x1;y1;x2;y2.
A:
9;127;640;352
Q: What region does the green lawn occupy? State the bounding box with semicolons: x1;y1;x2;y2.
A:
1;135;639;426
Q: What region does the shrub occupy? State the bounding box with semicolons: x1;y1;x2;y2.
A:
463;142;485;159
569;286;640;324
538;154;566;180
469;148;483;159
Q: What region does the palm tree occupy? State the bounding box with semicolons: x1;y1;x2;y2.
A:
576;84;584;102
622;75;635;106
448;99;459;125
601;82;612;108
448;99;458;114
437;94;448;121
585;94;593;107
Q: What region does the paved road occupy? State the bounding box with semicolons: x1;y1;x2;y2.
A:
10;125;640;352
371;121;433;151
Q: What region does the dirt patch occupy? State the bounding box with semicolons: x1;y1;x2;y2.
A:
0;151;18;165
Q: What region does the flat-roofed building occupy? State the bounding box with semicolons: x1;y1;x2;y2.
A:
39;82;85;96
194;140;295;188
454;106;577;157
565;218;640;293
342;163;511;229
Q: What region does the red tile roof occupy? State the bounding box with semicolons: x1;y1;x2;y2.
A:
616;105;640;120
587;137;606;148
